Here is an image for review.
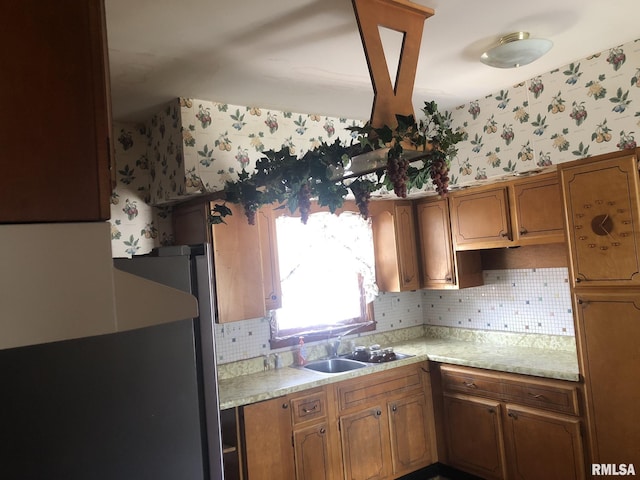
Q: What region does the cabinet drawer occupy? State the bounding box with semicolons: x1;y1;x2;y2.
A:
290;388;327;425
504;380;580;416
337;364;424;411
441;366;504;399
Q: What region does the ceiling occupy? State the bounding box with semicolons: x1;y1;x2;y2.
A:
105;0;640;124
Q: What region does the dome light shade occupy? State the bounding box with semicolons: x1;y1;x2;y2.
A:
480;32;553;68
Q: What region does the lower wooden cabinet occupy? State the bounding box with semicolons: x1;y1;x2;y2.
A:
339;406;392;479
241;362;437;480
503;404;584;480
443;394;506;480
439;364;585;480
293;422;333;480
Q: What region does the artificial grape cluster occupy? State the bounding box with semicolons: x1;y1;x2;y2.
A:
244;204;256;225
351;184;371;220
298;183;312;224
430;157;450;196
387;155;409;198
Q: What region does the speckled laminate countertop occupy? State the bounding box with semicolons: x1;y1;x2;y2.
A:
217;335;580;410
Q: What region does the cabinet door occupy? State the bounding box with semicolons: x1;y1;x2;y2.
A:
511;174;565;245
388;394;435;476
573;291;640;466
450;187;512;249
371;201;420;292
416;198;455;287
339;407;392;480
293;423;332;480
560;151;640;287
211;202;267;322
257;207;282;310
1;0;112;222
504;405;585;480
243;397;295;480
443;394;507;480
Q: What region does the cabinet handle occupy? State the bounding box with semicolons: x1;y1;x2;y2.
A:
463;381;478;388
527;392;545;400
519;227;528;235
445;275;452;282
302;404;318;413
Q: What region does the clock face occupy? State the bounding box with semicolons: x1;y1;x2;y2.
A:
574;199;629;250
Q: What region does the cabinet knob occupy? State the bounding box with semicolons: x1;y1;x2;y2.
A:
282;403;289;409
519;227;528;235
463;381;478;388
445;275;452;282
501;232;510;238
391;405;397;412
575;278;582;283
319;427;326;435
508;411;518;419
487;408;495;414
376;410;382;417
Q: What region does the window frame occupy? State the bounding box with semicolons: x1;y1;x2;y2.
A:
267;200;377;349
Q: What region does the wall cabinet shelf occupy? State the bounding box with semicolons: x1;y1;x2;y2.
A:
449;171;564;251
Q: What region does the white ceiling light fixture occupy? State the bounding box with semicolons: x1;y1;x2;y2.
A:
480;31;553;68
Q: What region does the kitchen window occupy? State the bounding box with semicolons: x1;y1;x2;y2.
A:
269;209;377;348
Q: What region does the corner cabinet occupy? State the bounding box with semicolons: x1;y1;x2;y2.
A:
370;201;420;292
415;196;483;289
439;364;585;480
1;0;113;223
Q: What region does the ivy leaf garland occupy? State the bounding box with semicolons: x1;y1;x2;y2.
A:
209;101;462;225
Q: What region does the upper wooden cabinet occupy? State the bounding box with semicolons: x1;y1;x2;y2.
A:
370;201;420;292
450;186;512;249
559;150;640;287
173;200;274;323
1;0;113;223
509;172;565;245
449;171;565;250
415;196;483;290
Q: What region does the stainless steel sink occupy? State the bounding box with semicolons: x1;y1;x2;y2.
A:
303;358;369;374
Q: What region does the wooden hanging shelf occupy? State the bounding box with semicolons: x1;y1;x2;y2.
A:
351;0;434;129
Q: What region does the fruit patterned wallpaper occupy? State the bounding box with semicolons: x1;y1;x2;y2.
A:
109;37;639;361
447;38;640;186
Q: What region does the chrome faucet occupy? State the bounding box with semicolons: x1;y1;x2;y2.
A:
327;336;342;358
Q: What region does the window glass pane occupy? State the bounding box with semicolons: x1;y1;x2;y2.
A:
273;211;377;339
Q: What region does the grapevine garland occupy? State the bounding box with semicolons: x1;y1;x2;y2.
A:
210;101;463;225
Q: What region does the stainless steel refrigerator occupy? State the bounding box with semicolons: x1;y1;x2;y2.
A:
0;244;223;480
